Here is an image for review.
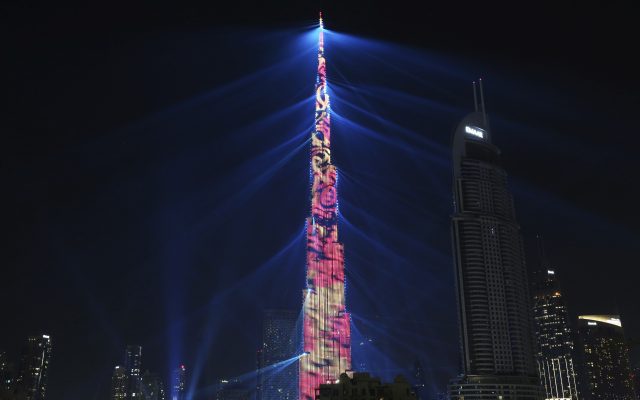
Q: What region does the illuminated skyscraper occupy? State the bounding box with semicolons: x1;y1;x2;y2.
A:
16;334;52;400
261;310;299;400
531;244;579;400
171;364;186;400
577;315;636;400
448;82;543;399
300;13;351;400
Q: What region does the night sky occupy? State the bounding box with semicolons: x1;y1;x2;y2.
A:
3;2;640;399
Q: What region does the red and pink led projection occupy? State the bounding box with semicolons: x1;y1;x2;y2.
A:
299;14;351;400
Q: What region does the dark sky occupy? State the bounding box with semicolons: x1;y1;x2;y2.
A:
3;2;640;399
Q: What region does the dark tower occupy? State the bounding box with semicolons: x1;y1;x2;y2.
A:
0;351;15;396
124;345;143;399
261;309;299;400
16;334;52;400
256;348;263;400
448;82;543;399
111;366;127;400
142;370;167;400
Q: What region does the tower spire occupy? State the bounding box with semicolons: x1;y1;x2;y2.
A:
472;81;478;112
318;12;325;62
479;78;487;125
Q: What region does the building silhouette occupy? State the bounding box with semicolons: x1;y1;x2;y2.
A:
411;359;427;400
0;351;15;398
260;310;299;400
447;82;543;399
124;345;143;400
111;366;127;400
110;345;147;400
171;364;186;400
142;370;166;400
256;349;263;400
531;240;579;399
217;379;251;400
577;315;636;400
15;335;52;400
111;348;167;400
315;372;417;400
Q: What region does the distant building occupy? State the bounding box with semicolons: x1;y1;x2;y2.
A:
0;351;15;397
217;379;251;400
142;370;166;400
411;360;427;400
171;364;186;400
352;337;374;373
256;349;262;400
315;372;417;400
531;261;579;399
260;310;299;400
577;315;636;400
448;83;543;399
111;366;127;400
15;334;52;400
632;365;640;400
111;345;144;400
217;388;251;400
124;345;143;400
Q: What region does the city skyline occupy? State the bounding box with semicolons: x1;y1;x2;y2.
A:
3;3;640;399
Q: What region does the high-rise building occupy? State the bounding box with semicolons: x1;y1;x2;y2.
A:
217;379;251;400
124;345;143;399
531;246;579;400
0;350;15;396
111;366;127;400
171;364;186;400
142;370;166;400
15;334;52;400
577;315;636;400
300;14;351;400
447;82;543;399
261;310;299;400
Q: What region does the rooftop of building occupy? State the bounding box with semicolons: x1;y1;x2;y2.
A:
578;315;622;327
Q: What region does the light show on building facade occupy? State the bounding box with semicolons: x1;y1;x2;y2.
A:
299;14;352;400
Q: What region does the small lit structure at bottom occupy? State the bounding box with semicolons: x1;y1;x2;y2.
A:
314;372;417;400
